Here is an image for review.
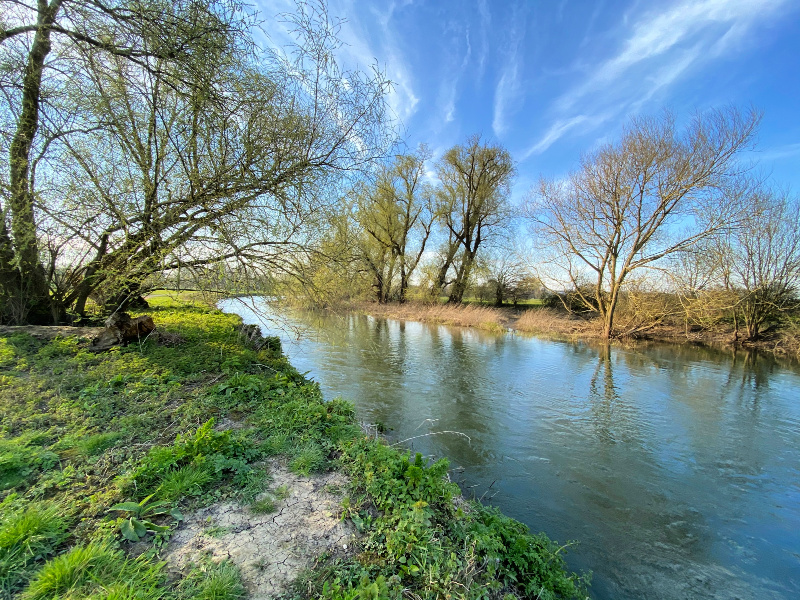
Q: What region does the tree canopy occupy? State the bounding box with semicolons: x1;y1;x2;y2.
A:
0;0;392;323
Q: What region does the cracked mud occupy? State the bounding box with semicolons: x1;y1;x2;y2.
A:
164;460;356;599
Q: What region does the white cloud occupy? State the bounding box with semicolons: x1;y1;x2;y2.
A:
756;142;800;162
522;115;590;159
532;0;788;156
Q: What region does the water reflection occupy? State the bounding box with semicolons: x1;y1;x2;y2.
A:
220;299;800;600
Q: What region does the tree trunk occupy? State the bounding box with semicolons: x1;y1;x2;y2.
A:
6;0;64;324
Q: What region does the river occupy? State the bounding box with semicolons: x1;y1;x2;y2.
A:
220;298;800;600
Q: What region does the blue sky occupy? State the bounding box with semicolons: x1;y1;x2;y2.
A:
258;0;800;199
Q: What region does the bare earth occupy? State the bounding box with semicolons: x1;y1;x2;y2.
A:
0;325;104;340
164;460;357;599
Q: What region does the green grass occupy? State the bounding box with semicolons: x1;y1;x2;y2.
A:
19;543;165;600
0;501;69;597
177;557;246;600
0;297;587;599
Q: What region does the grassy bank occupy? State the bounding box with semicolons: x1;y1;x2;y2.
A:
0;298;588;599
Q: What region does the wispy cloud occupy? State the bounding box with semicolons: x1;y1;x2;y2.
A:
528;0;788;158
441;30;472;123
323;0;419;124
756;142;800;162
476;0;491;80
492;8;526;137
522;116;590;159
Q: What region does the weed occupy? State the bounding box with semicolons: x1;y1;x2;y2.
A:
202;518;230;538
249;497;276;514
177;557;246;600
250;483;290;514
106;493;183;542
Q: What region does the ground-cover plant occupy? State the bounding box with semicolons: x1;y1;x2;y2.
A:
123;418;262;499
314;438;590;600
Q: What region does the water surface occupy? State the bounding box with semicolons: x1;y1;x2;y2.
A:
221;299;800;600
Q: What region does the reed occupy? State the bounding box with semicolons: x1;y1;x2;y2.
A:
354;301;507;332
515;308;602;338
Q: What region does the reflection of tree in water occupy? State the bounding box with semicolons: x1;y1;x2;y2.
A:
726;348;776;392
422;327;502;464
589;344;619;444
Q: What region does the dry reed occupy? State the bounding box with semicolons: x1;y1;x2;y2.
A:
514;308;602;338
354;302;507;332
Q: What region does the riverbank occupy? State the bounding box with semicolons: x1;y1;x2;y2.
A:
0;297;587;599
348;300;800;361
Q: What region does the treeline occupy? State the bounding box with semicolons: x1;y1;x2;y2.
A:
292;108;799;343
290;136;522;306
2;2;797;344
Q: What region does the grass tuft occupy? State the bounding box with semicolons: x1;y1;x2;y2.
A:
289;442;325;476
178;558;246;600
0;501;69;596
20;543;165;600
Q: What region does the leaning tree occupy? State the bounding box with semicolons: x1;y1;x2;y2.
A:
0;0;392;323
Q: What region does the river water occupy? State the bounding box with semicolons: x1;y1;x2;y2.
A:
220;299;800;600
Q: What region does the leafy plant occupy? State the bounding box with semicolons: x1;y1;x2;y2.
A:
107;493;183;542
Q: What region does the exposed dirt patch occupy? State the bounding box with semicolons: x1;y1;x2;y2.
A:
0;324;104;340
164;460;356;599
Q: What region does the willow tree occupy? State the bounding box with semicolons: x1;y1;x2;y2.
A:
355;148;434;303
526;107;759;339
434;135;515;303
0;0;251;322
1;0;391;322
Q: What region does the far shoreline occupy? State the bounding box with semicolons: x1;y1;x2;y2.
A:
334;300;800;364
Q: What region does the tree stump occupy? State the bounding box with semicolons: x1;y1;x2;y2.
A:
90;313;156;351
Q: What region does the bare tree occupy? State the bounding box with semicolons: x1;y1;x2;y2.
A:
434;135;515;303
485;250;530;306
720;186;800;340
525;107;759;339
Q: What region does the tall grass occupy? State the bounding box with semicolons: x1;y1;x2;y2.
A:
515;308;601;338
